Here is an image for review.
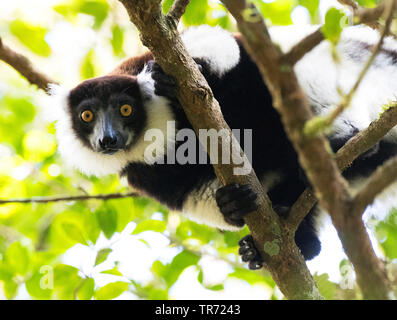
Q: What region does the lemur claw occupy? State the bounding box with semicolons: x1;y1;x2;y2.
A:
238;235;263;270
215;183;258;227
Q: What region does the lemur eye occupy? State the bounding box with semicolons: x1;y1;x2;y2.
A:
120;104;132;117
81;110;94;123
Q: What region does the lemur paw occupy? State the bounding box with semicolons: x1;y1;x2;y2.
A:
148;61;203;100
148;61;178;99
215;183;258;227
238;235;263;270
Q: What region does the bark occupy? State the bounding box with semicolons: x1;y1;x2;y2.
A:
0;37;56;91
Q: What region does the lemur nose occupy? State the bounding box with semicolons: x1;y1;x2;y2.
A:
99;136;118;149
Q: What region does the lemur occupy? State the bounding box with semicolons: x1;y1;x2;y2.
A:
50;25;397;269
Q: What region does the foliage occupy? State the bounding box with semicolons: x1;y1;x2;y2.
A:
0;0;395;300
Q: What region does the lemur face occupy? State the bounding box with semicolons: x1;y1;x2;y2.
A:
67;75;147;155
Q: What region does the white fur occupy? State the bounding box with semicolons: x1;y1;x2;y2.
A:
182;172;282;230
270;25;397;141
183;179;237;230
181;25;240;77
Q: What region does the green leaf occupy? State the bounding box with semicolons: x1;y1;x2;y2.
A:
95;281;129;300
4;279;18;300
54;0;109;29
53;264;79;286
182;0;209;26
25;271;53;300
229;267;275;287
80;49;97;80
314;273;337;300
79;0;109;29
61;221;87;245
132;220;166;235
162;0;174;14
206;284;224;291
322;8;345;44
5;242;30;275
77;278;95;300
95;248;112;266
197;268;204;284
53;264;83;299
96;205;118;239
151;260;167;278
111;25;124;56
9;20;51;56
257;0;295;26
356;0;378;7
162;251;200;287
375;209;397;259
101;268;123;276
175;220;216;243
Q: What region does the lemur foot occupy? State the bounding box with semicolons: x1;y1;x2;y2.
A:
238;235;263;270
215;183;258;227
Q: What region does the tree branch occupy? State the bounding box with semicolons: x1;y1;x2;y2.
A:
0;192;140;205
338;0;385;29
0;37;56;91
353;155;397;217
167;0;190;26
282;28;324;66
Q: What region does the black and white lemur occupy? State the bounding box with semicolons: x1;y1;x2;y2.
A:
49;25;397;269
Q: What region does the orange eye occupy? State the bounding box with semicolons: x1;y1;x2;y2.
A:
120;104;132;117
81;110;94;123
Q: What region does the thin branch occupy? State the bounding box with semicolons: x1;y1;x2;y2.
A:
283;0;394;68
0;37;56;91
0;192;140;205
282;28;324;66
338;0;385;29
287;104;397;230
353;156;397;216
167;0;190;26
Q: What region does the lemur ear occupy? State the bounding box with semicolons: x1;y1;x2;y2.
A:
44;83;71;123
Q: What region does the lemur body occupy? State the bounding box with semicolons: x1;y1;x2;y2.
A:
51;25;397;269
